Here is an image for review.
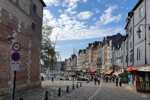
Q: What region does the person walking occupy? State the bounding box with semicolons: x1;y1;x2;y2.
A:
119;77;122;87
116;77;119;86
97;76;101;85
94;76;97;85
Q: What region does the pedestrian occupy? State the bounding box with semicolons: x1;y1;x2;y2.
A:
119;77;122;87
94;76;97;85
116;77;119;86
97;77;101;85
106;76;108;83
51;77;54;82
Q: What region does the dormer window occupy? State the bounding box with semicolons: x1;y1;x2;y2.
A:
139;6;144;18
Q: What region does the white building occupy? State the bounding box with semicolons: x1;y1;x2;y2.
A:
125;0;150;91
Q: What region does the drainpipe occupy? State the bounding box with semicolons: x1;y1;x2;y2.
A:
145;0;147;65
133;12;135;66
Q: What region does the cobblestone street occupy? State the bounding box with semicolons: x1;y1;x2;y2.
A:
0;81;78;100
1;80;150;100
54;81;150;100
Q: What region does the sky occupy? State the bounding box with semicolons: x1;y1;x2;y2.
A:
43;0;138;61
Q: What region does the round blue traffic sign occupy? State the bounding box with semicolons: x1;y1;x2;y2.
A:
11;52;20;61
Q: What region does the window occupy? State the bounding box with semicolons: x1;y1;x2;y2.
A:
139;6;144;18
129;27;132;38
139;48;141;60
137;25;144;38
31;22;36;31
130;41;132;48
30;1;37;15
137;48;138;60
130;53;133;63
137;48;141;61
33;4;37;13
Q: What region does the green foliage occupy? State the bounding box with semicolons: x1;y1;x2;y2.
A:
41;25;57;69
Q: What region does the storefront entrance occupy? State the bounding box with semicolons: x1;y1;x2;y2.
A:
136;72;150;92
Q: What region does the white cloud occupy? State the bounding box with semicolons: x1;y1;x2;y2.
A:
43;9;123;41
43;0;60;6
100;5;121;25
43;4;123;41
77;11;93;20
43;9;57;26
65;0;87;7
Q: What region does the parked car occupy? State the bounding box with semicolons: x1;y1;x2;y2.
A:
56;76;66;80
77;76;89;81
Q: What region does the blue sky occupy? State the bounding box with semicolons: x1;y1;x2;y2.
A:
43;0;138;60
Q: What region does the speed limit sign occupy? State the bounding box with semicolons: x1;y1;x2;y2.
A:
12;42;21;51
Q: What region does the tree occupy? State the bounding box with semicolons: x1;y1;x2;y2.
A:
41;24;57;70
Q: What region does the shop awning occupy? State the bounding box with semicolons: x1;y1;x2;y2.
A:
127;66;137;72
137;65;150;72
113;72;122;76
105;70;114;75
87;67;96;75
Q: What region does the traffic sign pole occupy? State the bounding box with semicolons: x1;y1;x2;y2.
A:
10;41;21;100
12;71;16;100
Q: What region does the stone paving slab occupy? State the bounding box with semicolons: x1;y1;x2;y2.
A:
0;80;80;100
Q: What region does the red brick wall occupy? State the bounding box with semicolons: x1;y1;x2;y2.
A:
0;7;41;92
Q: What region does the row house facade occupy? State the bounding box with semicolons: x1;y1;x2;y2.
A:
124;0;150;91
87;42;101;72
112;36;127;72
71;54;77;71
77;49;87;71
101;39;112;71
100;33;125;72
0;0;45;94
64;54;77;71
125;0;150;67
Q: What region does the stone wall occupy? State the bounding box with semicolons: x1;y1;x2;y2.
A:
0;0;43;95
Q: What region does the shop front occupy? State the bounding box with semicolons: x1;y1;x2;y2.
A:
127;66;137;86
136;66;150;92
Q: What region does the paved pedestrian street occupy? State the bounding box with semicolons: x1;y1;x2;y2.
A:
0;81;150;100
55;81;150;100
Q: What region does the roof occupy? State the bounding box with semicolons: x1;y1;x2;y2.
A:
40;0;46;7
125;0;143;29
132;0;143;12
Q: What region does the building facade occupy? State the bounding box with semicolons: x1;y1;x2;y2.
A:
0;0;45;94
125;0;150;91
125;0;150;71
77;49;87;71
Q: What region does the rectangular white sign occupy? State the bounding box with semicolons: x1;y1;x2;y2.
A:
10;62;21;71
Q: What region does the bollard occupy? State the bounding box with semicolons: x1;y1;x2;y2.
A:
44;91;48;100
72;84;75;90
58;88;61;96
19;98;23;100
66;86;69;93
